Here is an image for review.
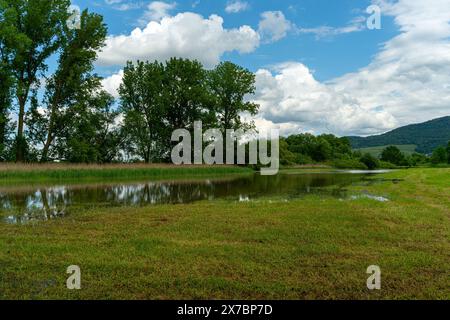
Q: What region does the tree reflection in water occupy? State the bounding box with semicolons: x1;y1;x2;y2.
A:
1;172;369;224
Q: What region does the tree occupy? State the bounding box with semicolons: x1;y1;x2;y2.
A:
0;62;12;159
119;60;166;163
164;58;210;131
39;9;107;162
447;141;450;164
286;134;317;156
0;0;71;161
310;137;332;162
360;153;379;170
208;61;259;132
279;138;296;165
0;1;19;160
320;134;352;158
381;146;406;166
431;146;447;164
407;153;429;166
59;91;121;163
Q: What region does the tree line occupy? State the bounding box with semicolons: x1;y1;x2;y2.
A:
0;0;258;163
279;134;450;169
2;1;449;168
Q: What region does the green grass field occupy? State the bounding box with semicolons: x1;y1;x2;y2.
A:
355;144;418;157
0;168;448;299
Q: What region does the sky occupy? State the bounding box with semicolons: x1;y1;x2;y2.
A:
71;0;450;137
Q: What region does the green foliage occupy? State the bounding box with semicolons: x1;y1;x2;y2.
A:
119;60;166;162
279;139;296;165
431;146;448;165
333;159;368;170
119;59;258;163
164;58;211;131
0;0;72;161
381;146;407;166
447;141;450;164
284;133;355;165
208;61;259;131
378;161;397;169
359;153;380;170
0;60;13;159
294;153;314;165
406;153;429;167
60;92;122;163
10;135;31;162
39;9;108;162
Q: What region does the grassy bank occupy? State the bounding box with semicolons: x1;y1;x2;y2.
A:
0;168;449;299
0;163;253;183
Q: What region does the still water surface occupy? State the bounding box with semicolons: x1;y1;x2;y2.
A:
0;171;387;224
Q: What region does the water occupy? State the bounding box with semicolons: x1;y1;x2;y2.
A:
0;171;386;224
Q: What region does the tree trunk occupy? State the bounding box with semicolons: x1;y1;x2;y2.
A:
41;110;56;162
15;94;26;162
41;86;62;162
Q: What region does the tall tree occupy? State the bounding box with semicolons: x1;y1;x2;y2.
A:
39;9;107;162
57;90;121;163
0;0;20;159
431;146;447;165
119;61;166;163
208;61;259;132
119;58;211;163
0;0;70;161
381;146;406;166
163;58;210;131
0;62;12;159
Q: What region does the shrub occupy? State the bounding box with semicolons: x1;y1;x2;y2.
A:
431;146;448;164
359;153;380;170
378;161;397;169
333;159;368;170
381;146;407;166
295;153;314;165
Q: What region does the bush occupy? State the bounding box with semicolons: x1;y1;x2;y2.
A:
359;153;380;170
407;153;429;166
378;161;397;169
295;153;314;165
381;146;407;166
333;159;368;170
431;146;447;164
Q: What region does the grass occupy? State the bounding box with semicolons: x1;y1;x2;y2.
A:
355;144;418;157
0;163;253;183
0;168;448;300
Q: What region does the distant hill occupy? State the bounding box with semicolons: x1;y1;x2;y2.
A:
348;116;450;154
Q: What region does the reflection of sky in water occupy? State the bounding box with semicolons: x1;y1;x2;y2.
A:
0;173;373;224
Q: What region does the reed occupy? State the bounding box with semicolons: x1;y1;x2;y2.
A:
0;163;253;182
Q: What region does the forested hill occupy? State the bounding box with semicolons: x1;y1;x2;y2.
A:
347;116;450;154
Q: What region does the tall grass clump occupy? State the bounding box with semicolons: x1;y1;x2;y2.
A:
0;164;253;182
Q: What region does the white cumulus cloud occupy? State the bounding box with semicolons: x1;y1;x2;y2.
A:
98;12;260;68
253;63;397;136
252;0;450;136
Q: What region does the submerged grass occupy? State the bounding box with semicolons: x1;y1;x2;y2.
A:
0;168;448;299
0;163;253;183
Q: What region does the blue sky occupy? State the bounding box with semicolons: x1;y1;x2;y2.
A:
68;0;450;136
74;0;397;80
